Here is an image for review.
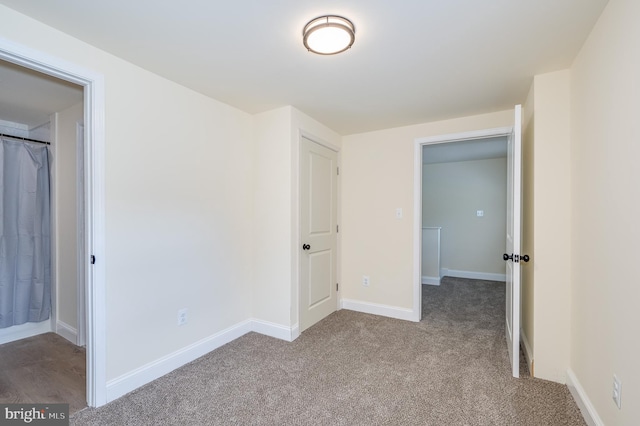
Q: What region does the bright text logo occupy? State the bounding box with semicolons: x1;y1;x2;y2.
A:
1;404;68;425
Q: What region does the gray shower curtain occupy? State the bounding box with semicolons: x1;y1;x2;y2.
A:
0;137;51;328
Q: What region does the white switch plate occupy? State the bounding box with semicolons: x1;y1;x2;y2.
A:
362;275;370;287
177;308;188;326
476;210;484;217
396;208;403;219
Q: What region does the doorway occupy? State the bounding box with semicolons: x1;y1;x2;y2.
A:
413;127;513;319
421;137;508;285
0;58;86;411
0;40;106;407
413;124;522;377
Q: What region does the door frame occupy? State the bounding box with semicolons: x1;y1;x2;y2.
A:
76;122;86;347
294;130;340;336
0;37;107;407
413;127;512;322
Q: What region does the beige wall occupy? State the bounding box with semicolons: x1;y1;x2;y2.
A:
521;83;535;369
0;5;256;380
570;0;640;423
520;70;572;384
422;158;507;276
54;101;83;333
252;107;293;327
341;111;513;310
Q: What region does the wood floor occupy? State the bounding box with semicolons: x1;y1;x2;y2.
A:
0;332;86;414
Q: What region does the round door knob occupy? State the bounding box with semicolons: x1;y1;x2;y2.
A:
302;244;311;250
503;253;513;261
521;255;530;262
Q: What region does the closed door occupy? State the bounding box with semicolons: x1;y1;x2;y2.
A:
299;136;338;332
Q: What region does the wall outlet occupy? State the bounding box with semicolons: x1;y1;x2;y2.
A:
612;375;622;409
362;275;370;287
177;308;188;326
476;210;484;217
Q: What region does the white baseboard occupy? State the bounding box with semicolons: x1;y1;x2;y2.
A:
340;299;415;322
56;320;78;345
520;328;533;376
106;319;253;402
441;268;506;282
566;369;604;426
290;323;300;341
421;275;441;286
251;318;298;342
105;318;299;403
0;320;52;345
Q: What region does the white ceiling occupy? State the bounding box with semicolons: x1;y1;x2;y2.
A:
0;59;83;128
0;0;608;135
423;137;507;165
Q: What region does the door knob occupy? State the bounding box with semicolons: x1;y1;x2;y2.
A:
302;244;311;250
503;253;530;263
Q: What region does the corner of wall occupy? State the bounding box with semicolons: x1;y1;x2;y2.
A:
521;78;536;367
251;107;293;328
566;369;605;426
529;69;571;384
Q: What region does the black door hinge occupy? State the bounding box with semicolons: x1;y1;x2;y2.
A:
336;283;339;292
337;166;340;176
90;255;96;265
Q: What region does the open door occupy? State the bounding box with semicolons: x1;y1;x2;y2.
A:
504;105;522;378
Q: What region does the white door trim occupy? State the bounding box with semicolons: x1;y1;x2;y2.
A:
0;37;107;407
413;127;512;322
76;122;86;347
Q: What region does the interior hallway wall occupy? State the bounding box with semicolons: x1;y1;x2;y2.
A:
521;70;571;384
422;158;507;278
521;82;535;374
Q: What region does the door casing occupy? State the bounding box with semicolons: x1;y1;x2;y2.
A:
413;126;513;323
0;37;107;407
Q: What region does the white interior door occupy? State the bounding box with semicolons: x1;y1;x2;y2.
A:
505;105;522;378
299;136;338;332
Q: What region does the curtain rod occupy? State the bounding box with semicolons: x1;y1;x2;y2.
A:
0;133;51;145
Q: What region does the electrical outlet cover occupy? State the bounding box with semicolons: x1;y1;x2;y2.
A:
612;375;622;409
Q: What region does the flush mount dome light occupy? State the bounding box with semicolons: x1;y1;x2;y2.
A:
303;15;355;55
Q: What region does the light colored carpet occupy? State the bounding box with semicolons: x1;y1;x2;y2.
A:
72;277;585;425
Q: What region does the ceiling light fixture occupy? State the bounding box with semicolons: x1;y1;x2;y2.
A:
303;15;355;55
